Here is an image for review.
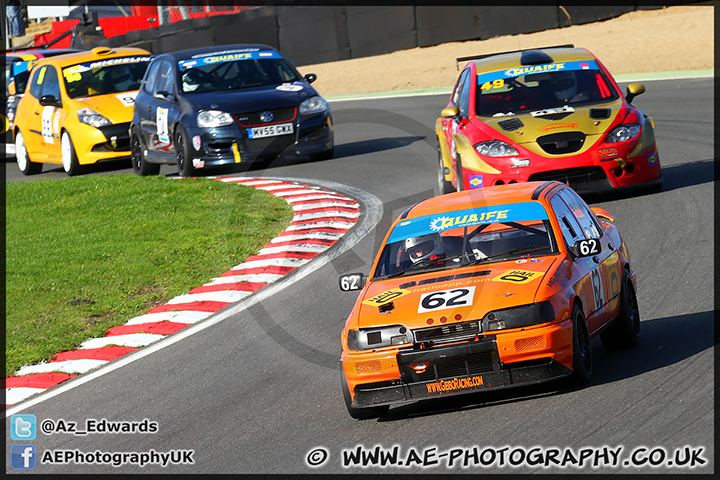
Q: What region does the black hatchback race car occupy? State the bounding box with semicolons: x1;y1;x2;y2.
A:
129;43;334;176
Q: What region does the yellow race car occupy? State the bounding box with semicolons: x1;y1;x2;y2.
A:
12;46;152;176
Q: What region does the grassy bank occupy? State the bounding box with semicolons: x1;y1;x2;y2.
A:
5;175;293;375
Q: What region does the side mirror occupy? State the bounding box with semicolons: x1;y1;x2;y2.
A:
39;95;61;107
339;273;365;291
570;238;601;258
441;106;460;119
625;83;645;104
8;80;16;96
155;90;173;101
591;207;615;223
304;73;317;84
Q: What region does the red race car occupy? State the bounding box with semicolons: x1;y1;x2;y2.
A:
436;45;662;195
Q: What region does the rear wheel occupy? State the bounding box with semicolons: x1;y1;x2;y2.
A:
61;131;83;176
600;270;640;350
341;371;389;420
569;304;593;385
174;125;193;177
15;131;41;175
437;142;454;194
131;134;160;176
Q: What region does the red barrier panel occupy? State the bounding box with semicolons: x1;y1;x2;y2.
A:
34;16;158;48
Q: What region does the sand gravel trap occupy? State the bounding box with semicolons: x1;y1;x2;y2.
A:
299;5;713;97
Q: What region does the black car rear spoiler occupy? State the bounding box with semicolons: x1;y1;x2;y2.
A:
455;44;575;70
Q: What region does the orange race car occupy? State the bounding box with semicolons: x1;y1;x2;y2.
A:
339;181;640;419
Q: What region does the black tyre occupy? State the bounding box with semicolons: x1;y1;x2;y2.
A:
600;270;640;350
130;134;160;176
174;125;193;177
15;131;42;175
455;155;464;191
61;131;83;176
569;303;593;385
437;142;454;195
341;371;389;420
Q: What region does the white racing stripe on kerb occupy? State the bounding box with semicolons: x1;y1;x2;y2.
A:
293;211;360;221
167;291;251;304
205;273;284;285
292;201;359;211
232;179;285;186
256;184;306;191
283;194;349;203
124;310;213;326
256;245;327;255
230;257;310;269
258;244;329;255
15;359;109;376
285;221;353;231
271;188;327;197
6;388;45;405
271;232;344;243
79;334;166;349
213;176;248;182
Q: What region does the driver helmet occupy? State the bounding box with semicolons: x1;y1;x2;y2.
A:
109;65;133;92
405;233;443;264
551;70;577;101
182;69;202;92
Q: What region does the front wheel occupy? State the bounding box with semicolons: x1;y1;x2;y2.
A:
437;142;454;195
341;371;389;420
131;134;160;176
15;131;42;175
61;131;83;176
174;125;193;177
600;270;640;350
569;304;593;385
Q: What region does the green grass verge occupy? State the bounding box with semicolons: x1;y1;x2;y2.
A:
5;175;294;376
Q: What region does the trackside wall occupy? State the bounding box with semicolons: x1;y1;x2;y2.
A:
106;4;698;67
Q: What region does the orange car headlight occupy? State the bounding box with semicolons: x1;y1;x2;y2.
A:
347;325;412;351
481;301;555;331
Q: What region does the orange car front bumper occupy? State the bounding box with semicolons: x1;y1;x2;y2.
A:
342;318;573;408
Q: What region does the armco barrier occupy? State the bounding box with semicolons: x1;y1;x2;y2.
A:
106;5;695;66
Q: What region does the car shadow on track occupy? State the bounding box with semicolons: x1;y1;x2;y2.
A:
377;310;713;421
169;135;423;178
582;158;715;205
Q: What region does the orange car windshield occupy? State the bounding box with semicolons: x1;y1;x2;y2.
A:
374;215;557;279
